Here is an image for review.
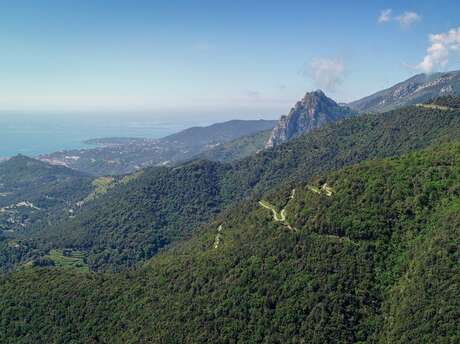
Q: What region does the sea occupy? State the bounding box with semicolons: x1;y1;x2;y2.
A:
0;111;215;158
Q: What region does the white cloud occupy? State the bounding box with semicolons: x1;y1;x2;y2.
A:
378;9;392;23
396;11;421;27
416;27;460;73
378;9;421;28
307;58;345;92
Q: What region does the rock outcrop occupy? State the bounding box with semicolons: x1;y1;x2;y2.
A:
266;90;355;148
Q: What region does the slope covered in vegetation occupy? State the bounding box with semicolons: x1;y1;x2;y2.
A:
195;129;271;162
15;104;460;271
0;155;91;206
0;141;458;343
0;155;93;233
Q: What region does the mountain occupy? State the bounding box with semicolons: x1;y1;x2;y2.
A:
161;119;276;148
0;155;93;233
12;99;460;272
349;71;460;113
34;160;232;271
39;119;276;176
265;90;356;148
1;140;458;343
194;129;271;162
0;155;86;189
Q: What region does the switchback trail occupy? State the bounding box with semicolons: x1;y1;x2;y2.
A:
258;189;297;231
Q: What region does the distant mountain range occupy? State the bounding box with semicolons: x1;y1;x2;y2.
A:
348;70;460;113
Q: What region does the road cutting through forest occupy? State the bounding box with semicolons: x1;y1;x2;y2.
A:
257;185;361;246
416;103;454;111
258;189;297;231
258;200;286;221
258;185;335;231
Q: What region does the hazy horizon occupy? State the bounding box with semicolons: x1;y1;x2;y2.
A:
0;109;280;157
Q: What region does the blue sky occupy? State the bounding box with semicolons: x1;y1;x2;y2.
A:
0;0;459;117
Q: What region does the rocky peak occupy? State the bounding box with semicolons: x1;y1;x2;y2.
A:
265;90;355;148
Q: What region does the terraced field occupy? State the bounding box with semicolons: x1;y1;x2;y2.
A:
45;249;89;272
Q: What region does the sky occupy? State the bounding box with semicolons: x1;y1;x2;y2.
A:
0;0;459;118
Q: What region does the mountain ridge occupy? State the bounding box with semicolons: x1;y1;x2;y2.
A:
348;70;460;113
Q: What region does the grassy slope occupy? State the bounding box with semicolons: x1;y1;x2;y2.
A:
0;142;459;343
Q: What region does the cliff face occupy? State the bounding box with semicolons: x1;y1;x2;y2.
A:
266;90;355;148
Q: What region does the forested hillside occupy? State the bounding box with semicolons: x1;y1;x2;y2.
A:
16;103;460;271
0;156;93;232
0;155;91;206
194;129;271;162
1;141;458;343
35;160;232;271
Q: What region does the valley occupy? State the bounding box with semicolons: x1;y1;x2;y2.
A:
3;96;460;272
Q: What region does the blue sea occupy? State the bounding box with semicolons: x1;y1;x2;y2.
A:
0;112;214;158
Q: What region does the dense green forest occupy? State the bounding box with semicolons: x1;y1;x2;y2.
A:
0;141;458;343
19;103;460;271
34;160;232;271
